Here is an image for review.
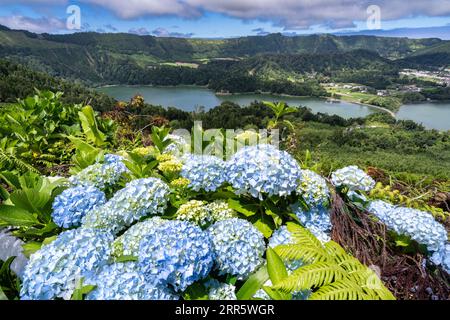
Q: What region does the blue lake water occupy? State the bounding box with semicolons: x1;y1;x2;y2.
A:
97;85;450;130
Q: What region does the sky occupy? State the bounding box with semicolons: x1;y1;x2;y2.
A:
0;0;449;38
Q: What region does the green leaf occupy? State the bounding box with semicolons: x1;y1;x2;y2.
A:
265;247;292;300
227;199;258;217
21;242;43;258
249;213;275;238
71;278;96;300
115;255;138;263
236;266;269;300
183;282;209;300
0;205;39;226
266;247;288;285
0;287;7;300
78;105;106;147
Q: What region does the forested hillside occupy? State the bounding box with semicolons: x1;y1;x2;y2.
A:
0;25;447;87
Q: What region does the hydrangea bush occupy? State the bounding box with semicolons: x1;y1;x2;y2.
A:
208;218;265;279
331;165;375;192
69;154;129;190
8;142;449;301
226;144;302;199
84;262;178;300
296;169;330;208
367;200;448;252
112;217;168;257
52;185;106;228
20;228;113;300
181;154;227;192
83;178;170;234
139;220;214;292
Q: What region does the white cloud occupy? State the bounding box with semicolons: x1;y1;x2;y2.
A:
0;15;65;33
6;0;450;30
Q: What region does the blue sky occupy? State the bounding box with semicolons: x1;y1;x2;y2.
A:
0;1;449;38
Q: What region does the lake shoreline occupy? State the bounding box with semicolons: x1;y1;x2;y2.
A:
98;83;392;116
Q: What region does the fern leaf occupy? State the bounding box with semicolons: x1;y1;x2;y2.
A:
286;222;325;249
309;280;368;300
274;244;329;264
273;262;345;293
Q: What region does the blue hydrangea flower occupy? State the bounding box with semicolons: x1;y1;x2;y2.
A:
84;262;179;300
52;185;106;228
331;166;375;192
69;154;129;190
204;279;237;300
268;226;304;271
139;220;214;292
226;144;302;199
207;218;265;280
20;228;113;300
291;203;331;243
296;170;330;208
431;243;450;274
83;178;170;235
181;154;227;192
367;200;447;252
112;217;168;257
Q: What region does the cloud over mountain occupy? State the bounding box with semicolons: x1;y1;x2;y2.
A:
6;0;450;30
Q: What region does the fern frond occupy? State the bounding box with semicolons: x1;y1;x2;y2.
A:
349;270;396;300
0;151;39;173
323;241;352;264
286;222;324;249
274;244;329;264
309;280;368;300
273;262;345;293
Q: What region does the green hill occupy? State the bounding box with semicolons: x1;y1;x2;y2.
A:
0;59;115;111
0;26;446;85
400;42;450;68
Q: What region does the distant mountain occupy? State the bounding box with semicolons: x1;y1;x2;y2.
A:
399;41;450;68
335;26;450;40
0;25;448;85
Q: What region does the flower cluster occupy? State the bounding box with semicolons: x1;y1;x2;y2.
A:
20;228;113;300
84;262;178;300
291;203;332;243
331;166;375;192
205;279;237;300
431;243;450;274
181;154;227;192
52;185;106;228
367;200;447;252
112;217;168;257
157;155;183;176
139;220;214;292
207;200;237;222
83;178;170;235
69;154;129;190
170;177;191;189
296;170;330;208
175;200;237;228
226;144;302;199
208;218;265;279
175;200;212;228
